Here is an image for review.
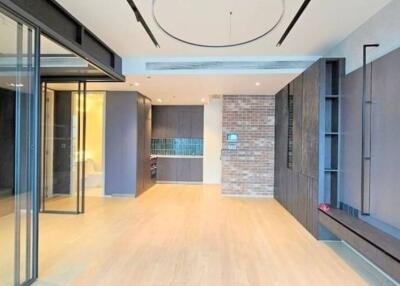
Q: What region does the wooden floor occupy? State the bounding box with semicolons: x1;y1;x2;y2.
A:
33;184;375;286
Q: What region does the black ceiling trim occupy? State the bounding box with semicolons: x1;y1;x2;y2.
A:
0;0;125;82
277;0;311;47
127;0;160;48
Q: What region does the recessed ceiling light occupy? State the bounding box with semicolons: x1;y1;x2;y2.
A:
134;82;140;87
201;98;205;103
9;83;24;88
157;99;162;103
255;82;261;86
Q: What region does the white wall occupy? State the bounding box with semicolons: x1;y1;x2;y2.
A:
203;98;222;184
326;0;400;74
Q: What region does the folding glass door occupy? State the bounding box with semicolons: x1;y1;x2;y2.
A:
40;81;86;214
0;7;39;286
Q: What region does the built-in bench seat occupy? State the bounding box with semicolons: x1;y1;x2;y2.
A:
319;208;400;282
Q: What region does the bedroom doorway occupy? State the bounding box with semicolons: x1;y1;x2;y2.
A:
82;91;105;198
40;81;87;214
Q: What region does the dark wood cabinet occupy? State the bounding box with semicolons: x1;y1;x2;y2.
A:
274;59;345;239
152;106;204;139
152;105;204;183
136;96;145;195
166;106;179;138
157;157;203;182
143;98;153;191
190;107;204;138
176;158;191;181
177;107;192;138
189;159;203;182
136;96;154;196
157;158;177;181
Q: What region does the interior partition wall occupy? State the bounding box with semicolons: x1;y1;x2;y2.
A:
40;82;86;214
0;6;40;286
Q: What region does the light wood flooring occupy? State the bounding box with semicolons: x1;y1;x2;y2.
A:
29;184;393;286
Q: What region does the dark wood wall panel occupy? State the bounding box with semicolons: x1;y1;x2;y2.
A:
274;60;323;238
292;75;303;173
301;62;320;178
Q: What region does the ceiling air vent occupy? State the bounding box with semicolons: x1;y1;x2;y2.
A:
146;61;313;71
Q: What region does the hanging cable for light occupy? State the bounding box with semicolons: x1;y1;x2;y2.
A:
152;0;285;48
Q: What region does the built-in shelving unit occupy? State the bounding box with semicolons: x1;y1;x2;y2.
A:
321;60;343;208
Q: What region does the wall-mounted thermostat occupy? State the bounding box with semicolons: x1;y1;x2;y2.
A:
227;133;238;150
227;133;238;143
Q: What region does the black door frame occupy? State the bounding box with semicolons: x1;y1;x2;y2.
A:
40;80;87;215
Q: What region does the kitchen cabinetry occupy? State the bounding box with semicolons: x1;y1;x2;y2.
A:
152;106;204;139
157;157;203;182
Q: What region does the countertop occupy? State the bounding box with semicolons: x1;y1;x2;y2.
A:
151;155;203;159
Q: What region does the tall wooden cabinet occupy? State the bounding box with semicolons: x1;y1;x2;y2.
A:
105;92;153;197
274;58;345;239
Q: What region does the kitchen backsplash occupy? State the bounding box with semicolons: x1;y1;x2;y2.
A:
151;138;203;156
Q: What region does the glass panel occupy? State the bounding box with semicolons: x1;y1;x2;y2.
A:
83;92;105;198
0;11;18;286
0;8;38;286
40;82;86;213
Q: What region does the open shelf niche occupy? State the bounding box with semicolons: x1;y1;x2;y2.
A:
321;59;343;208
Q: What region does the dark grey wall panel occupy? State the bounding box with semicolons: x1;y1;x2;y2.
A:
369;49;400;229
105;92;152;197
53;91;72;194
340;66;366;210
341;47;400;229
0;88;15;191
105;92;138;196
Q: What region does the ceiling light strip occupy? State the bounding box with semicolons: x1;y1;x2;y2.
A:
127;0;160;47
277;0;311;47
152;0;286;48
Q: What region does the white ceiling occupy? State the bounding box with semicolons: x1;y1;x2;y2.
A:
48;74;298;105
55;0;390;57
48;0;391;104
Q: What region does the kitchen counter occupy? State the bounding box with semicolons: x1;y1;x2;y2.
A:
152;155;203;159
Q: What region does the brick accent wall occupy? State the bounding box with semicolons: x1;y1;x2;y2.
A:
222;95;275;196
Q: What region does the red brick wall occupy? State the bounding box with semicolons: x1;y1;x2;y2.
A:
222;95;275;196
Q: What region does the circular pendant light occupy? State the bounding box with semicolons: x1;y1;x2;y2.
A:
152;0;285;48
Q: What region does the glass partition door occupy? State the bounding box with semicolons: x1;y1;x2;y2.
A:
0;7;39;286
40;82;86;214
